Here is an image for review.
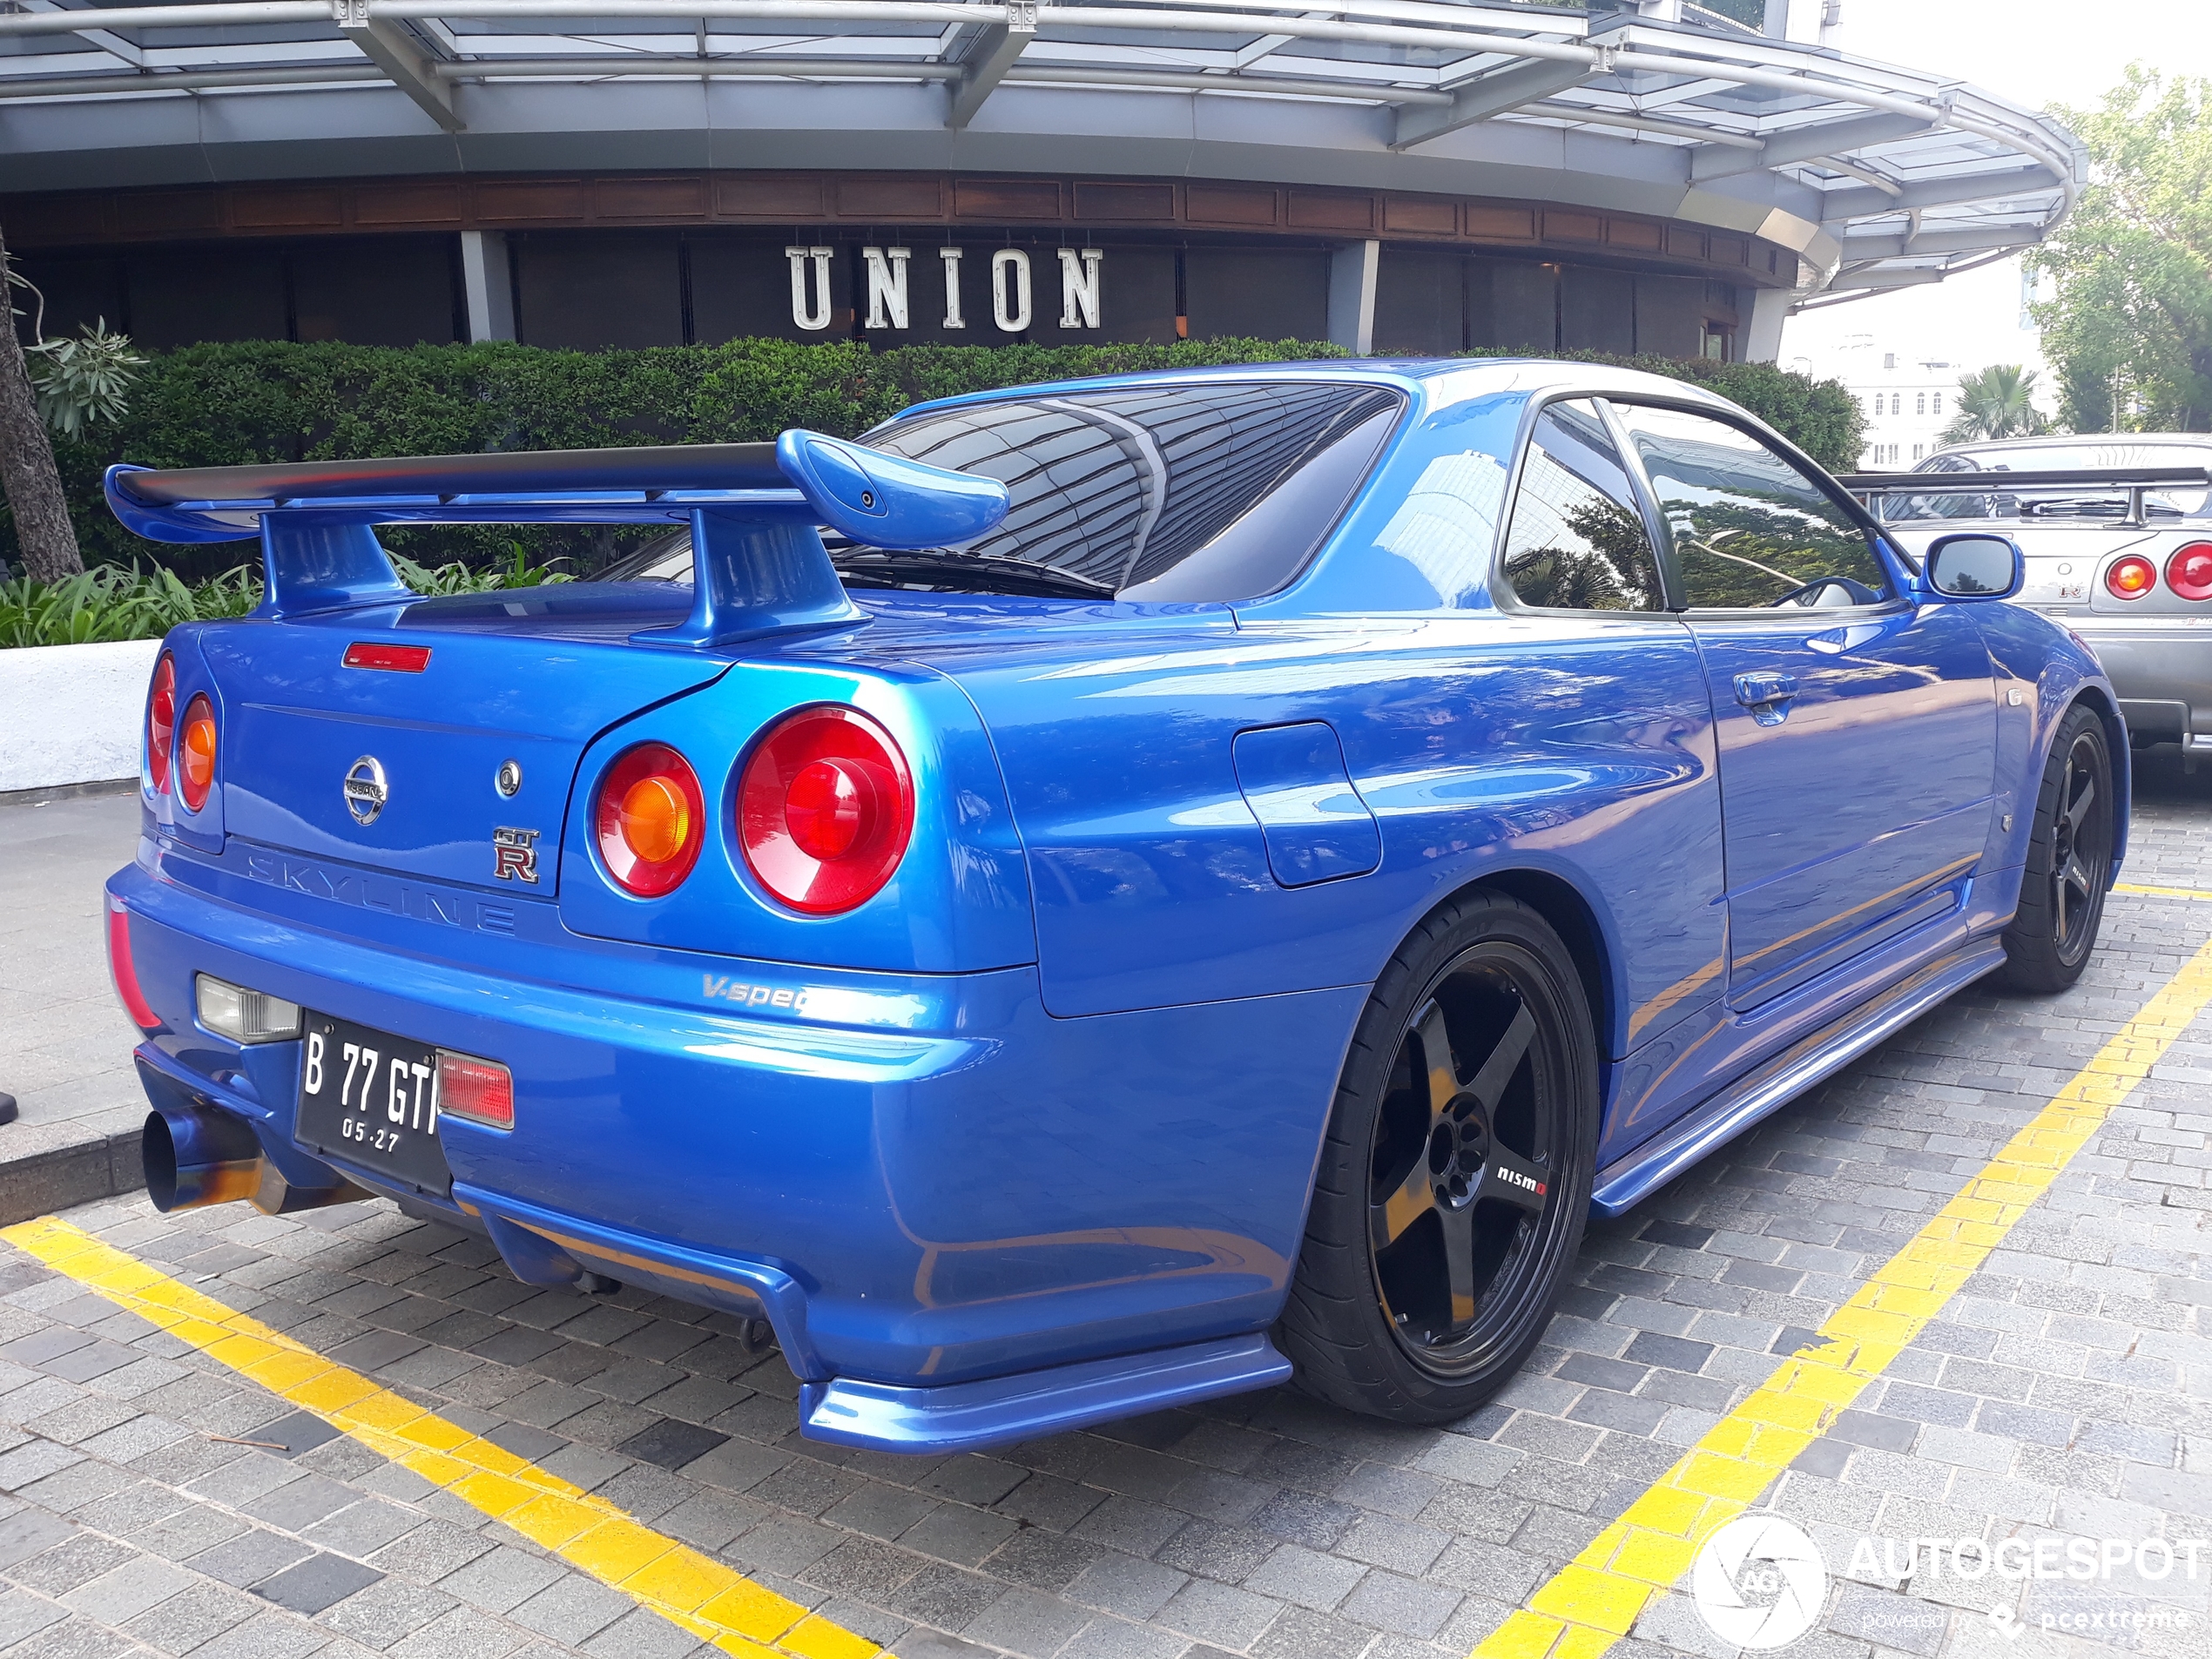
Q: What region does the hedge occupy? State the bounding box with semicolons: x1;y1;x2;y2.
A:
3;338;1864;576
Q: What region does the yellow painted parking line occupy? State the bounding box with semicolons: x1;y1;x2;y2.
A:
1;1217;880;1659
1474;933;2212;1659
2114;882;2212;901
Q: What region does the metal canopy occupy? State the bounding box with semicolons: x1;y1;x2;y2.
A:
0;0;2081;302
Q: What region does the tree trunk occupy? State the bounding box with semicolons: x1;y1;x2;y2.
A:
0;220;84;583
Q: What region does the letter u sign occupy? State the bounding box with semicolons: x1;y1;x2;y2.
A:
786;246;834;331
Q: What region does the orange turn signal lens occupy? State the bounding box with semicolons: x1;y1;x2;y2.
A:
178;694;217;813
594;742;705;897
2106;555;2157;599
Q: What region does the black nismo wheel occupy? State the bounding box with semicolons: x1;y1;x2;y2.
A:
2000;704;2114;995
1281;890;1595;1422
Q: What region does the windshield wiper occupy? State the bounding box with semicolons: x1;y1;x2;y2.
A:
832;550;1118;599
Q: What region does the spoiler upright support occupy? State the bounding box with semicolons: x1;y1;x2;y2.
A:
103;429;1010;651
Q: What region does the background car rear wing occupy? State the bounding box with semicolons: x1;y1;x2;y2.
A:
1838;466;2212;531
103;433;1010;650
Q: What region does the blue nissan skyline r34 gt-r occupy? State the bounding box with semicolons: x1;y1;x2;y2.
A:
102;360;2121;1454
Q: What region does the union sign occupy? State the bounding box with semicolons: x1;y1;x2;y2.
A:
786;245;1106;334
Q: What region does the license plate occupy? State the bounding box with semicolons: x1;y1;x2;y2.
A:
295;1013;453;1196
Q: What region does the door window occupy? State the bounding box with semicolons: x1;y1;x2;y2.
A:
1612;404;1893;610
1498;400;1665;611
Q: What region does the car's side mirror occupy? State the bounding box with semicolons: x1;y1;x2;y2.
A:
1925;533;2024;601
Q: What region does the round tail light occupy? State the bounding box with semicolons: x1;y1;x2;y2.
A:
178;694;217;813
2167;543;2212;603
595;743;705;897
147;653;177;793
2107;555;2158;600
738;707;914;915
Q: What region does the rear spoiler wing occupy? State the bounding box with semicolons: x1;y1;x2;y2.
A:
1838;465;2212;529
104;432;1009;650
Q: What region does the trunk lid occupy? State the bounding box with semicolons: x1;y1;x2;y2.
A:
197;585;729;896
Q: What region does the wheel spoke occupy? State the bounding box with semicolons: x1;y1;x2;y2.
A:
1372;1152;1438;1252
1438;1198;1477;1328
2063;772;2094;836
1410;1001;1460;1123
2063;853;2094;900
1476;1145;1550;1217
1463;1003;1537;1117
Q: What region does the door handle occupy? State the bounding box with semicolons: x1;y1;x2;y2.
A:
1734;671;1799;725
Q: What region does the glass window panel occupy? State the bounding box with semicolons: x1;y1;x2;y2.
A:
1613;404;1893;610
1499;400;1664;612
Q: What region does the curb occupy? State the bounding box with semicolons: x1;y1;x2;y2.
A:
0;1120;145;1228
0;778;138;809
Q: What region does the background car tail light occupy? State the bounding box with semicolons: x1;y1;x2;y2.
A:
178;693;217;812
146;653;176;792
436;1051;513;1130
595;742;705;896
738;706;914;915
2167;543;2212;603
105;894;159;1031
2107;555;2158;600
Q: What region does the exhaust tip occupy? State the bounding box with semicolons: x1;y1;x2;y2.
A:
142;1106;262;1214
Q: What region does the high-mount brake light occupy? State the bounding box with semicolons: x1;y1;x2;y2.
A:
2167;543;2212;603
594;743;705;897
2107;555;2158;600
738;706;915;916
146;653;177;793
178;694;217;813
343;642;432;672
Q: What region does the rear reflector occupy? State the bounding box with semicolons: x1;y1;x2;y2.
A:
194;974;303;1044
105;894;160;1031
344;643;432;672
436;1051;514;1130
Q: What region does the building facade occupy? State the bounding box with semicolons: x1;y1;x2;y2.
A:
2;1;2080;364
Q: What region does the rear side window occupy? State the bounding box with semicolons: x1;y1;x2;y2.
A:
1499;400;1664;612
860;382;1400;600
1613;404;1892;610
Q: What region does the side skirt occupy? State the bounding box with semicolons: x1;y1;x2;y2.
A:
1589;939;2007;1217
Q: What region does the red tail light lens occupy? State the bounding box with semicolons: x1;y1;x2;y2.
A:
435;1050;514;1130
146;653;177;793
738;707;914;915
2106;556;2158;599
178;694;217;813
595;742;705;897
105;894;160;1031
2167;543;2212;603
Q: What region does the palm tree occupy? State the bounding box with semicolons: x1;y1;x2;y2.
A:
1939;365;2054;444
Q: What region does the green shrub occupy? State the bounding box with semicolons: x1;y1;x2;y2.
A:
1;337;1861;576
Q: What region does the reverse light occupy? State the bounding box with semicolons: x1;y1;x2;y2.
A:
178;693;217;813
2107;555;2158;600
146;652;177;793
343;642;432;672
595;742;705;897
194;974;303;1043
436;1050;514;1130
738;706;914;915
105;894;160;1031
2167;543;2212;603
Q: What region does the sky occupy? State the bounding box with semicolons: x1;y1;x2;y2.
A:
1774;0;2212;394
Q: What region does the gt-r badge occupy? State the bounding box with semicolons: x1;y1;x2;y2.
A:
342;756;388;826
493;826;540;884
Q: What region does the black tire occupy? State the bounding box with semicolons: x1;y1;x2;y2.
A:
1999;703;2114;995
1280;889;1598;1423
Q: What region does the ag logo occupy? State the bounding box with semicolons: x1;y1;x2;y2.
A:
1691;1514;1827;1649
493;826;540;884
343;756;388;826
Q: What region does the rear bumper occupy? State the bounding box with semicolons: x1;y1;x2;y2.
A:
2064;621;2212;740
108;846;1358;1450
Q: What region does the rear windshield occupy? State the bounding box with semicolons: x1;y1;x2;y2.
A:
593;381;1400;602
1878;442;2212;523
